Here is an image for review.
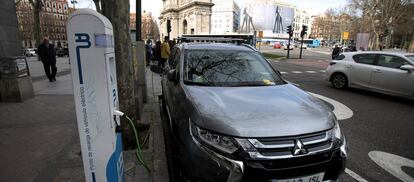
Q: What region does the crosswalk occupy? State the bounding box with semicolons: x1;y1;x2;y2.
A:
280;70;326;74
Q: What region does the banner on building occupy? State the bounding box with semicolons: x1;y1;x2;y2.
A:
241;3;294;37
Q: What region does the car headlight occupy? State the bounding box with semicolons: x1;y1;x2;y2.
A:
191;124;239;154
332;119;342;140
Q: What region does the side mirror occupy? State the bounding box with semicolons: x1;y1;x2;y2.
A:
167;69;178;83
400;65;414;72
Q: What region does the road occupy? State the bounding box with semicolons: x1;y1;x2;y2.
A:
260;45;333;61
268;58;414;182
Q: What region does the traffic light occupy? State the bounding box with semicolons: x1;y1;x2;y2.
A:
167;20;171;33
301;25;308;37
287;25;293;37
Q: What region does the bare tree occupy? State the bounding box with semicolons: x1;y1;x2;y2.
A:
92;0;101;13
350;0;411;50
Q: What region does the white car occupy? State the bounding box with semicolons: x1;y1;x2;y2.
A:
24;48;37;57
325;51;414;98
300;43;308;49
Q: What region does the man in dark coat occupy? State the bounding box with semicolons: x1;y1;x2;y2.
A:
332;45;341;59
37;37;57;82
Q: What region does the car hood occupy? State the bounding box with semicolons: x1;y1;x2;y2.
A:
186;84;334;138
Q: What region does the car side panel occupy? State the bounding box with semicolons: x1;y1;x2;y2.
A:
348;61;374;88
370;65;414;96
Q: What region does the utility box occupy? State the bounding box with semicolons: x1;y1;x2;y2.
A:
67;9;125;182
0;56;34;102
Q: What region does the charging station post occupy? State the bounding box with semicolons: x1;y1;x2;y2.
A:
67;9;125;182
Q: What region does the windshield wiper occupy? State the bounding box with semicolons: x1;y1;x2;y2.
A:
227;82;274;87
184;81;215;86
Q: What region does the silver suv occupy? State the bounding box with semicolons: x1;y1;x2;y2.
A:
160;43;347;182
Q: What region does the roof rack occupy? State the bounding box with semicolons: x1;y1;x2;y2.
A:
178;36;246;44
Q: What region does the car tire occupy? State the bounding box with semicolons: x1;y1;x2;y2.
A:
331;73;348;89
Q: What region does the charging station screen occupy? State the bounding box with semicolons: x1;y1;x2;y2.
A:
95;34;113;48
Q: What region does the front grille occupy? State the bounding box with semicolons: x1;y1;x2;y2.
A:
242;149;346;181
247;130;332;160
248;151;333;170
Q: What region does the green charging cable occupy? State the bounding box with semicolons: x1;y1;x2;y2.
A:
125;115;151;173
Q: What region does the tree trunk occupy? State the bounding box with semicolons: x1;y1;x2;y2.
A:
29;0;42;47
408;33;414;53
93;0;101;13
101;0;137;147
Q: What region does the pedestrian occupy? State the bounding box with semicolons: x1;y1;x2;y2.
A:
160;36;170;68
153;41;162;65
332;45;341;59
37;36;57;82
145;39;153;66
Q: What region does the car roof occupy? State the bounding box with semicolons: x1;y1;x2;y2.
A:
342;51;414;57
182;43;256;51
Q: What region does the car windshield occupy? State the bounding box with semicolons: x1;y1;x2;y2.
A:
406;55;414;62
183;49;284;86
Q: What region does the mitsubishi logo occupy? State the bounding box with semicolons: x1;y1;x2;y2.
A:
293;139;308;156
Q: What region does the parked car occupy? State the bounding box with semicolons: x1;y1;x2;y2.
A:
273;42;282;49
326;52;414;98
56;48;64;57
23;48;37;57
56;47;69;57
300;43;308;49
160;43;347;182
283;43;294;50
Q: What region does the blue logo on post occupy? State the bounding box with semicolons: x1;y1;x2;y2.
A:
75;33;91;84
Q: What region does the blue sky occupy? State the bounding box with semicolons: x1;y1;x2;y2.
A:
71;0;349;17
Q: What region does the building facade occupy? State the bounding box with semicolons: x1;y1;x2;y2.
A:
16;0;69;48
130;11;160;41
293;8;311;39
211;0;240;34
159;0;214;39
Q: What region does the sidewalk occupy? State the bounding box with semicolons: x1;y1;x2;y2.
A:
0;57;168;181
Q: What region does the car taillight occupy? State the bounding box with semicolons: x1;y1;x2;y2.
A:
330;62;336;65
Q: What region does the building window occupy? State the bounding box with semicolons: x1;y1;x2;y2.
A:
183;19;187;34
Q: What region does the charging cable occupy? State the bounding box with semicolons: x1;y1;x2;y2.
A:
125;115;150;173
113;109;150;173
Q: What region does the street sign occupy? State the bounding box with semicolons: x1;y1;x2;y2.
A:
258;31;263;38
67;9;125;182
343;32;349;40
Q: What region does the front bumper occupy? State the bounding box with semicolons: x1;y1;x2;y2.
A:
185;137;347;182
324;67;333;81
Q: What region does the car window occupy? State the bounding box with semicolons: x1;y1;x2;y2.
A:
377;55;409;69
406;55;414;62
334;54;345;60
352;54;376;65
183;50;284;86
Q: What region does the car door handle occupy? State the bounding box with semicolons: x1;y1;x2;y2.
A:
346;65;353;68
373;69;382;73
